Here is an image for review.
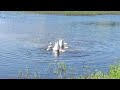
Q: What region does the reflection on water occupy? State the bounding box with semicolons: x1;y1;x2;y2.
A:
53;51;60;59
0;12;120;78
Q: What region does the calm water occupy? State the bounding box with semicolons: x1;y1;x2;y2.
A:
0;11;120;78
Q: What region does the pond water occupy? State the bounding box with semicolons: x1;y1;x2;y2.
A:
0;11;120;78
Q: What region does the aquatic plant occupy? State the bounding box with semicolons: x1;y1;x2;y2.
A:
17;67;40;79
78;64;120;79
17;61;120;79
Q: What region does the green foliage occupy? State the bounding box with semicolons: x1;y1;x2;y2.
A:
80;64;120;79
17;67;40;79
108;64;120;79
18;62;120;79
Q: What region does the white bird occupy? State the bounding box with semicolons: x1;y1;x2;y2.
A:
63;42;68;49
64;42;67;45
59;39;68;51
47;42;53;51
47;39;68;56
53;41;60;52
59;39;64;50
52;41;60;58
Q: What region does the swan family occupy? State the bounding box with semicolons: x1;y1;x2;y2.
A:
47;39;68;54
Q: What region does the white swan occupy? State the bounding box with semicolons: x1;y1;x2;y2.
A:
59;39;68;52
53;41;60;52
59;39;64;50
52;41;60;58
47;39;68;55
47;42;53;51
64;43;68;49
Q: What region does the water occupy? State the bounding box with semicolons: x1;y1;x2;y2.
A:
0;11;120;78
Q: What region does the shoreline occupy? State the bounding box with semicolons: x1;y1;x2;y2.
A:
19;11;120;16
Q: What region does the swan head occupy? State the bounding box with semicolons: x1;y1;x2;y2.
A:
49;42;52;45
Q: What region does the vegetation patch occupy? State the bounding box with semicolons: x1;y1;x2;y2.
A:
20;11;120;16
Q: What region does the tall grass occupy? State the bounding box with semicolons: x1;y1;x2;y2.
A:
77;64;120;79
18;67;41;79
17;61;120;79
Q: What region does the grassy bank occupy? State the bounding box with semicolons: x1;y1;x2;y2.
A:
79;64;120;79
20;11;120;16
18;61;120;79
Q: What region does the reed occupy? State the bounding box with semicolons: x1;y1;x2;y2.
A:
17;61;120;79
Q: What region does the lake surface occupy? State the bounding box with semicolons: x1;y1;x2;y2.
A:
0;11;120;78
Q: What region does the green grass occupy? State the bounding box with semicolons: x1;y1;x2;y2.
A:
18;67;41;79
20;11;120;16
17;61;120;79
77;64;120;79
